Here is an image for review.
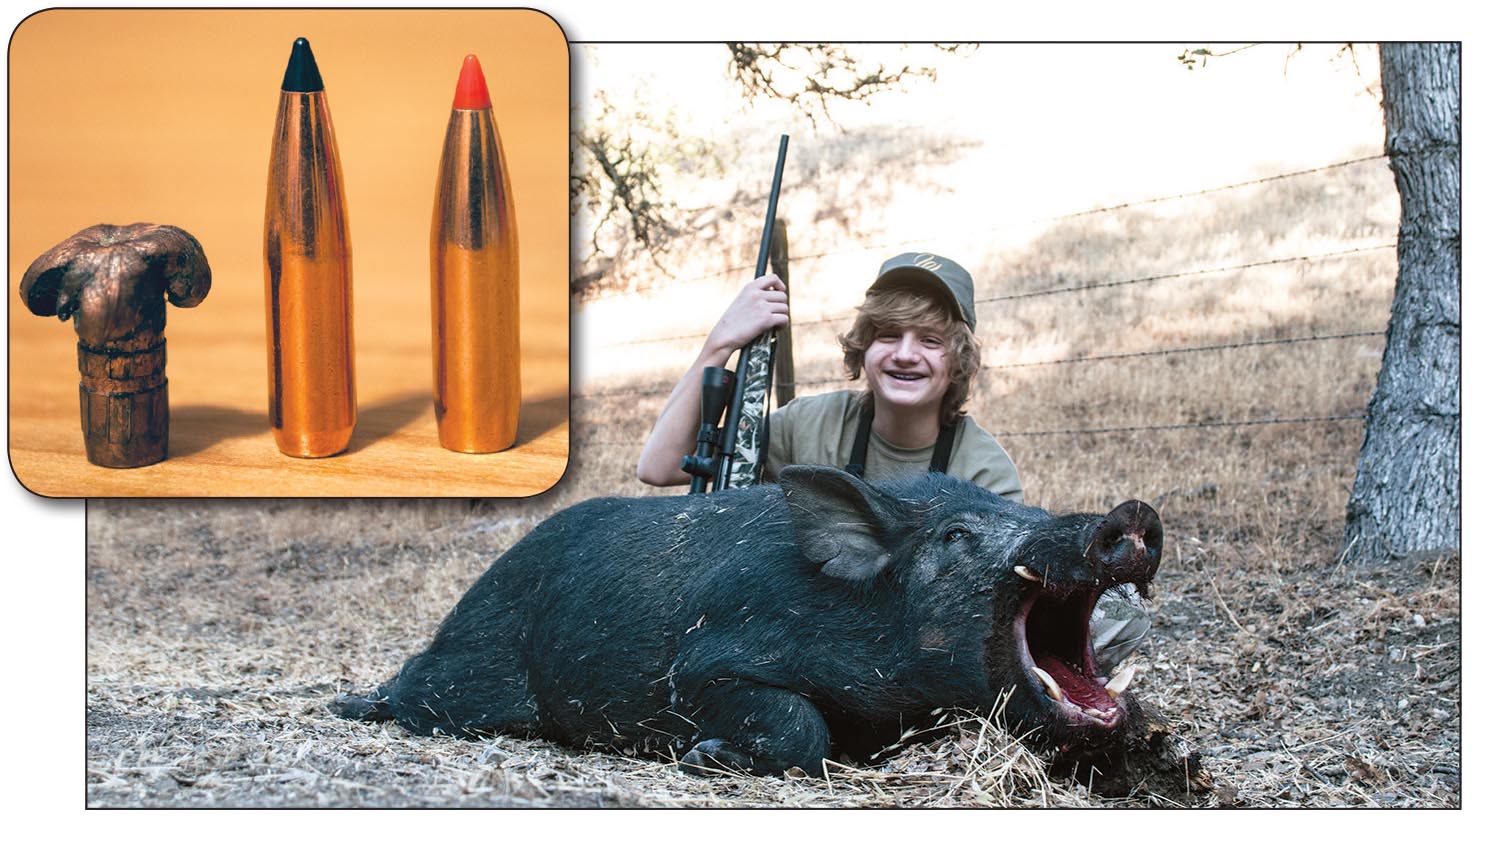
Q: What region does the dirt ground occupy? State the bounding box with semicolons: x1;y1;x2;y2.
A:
85;478;1459;808
83;118;1458;808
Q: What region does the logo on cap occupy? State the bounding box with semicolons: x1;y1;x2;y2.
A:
913;254;944;271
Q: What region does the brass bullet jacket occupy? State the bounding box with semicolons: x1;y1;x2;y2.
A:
430;107;520;453
264;90;356;458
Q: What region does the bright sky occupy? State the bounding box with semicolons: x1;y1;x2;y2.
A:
583;42;1385;211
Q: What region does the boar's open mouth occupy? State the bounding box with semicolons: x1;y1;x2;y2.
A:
1013;585;1134;730
1003;501;1161;735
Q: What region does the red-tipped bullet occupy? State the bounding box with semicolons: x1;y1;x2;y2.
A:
431;53;518;453
452;54;492;109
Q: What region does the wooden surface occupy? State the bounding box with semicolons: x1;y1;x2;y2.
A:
9;277;569;498
7;10;569;498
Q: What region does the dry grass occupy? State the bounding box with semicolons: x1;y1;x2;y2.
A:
86;139;1459;807
85;488;1457;808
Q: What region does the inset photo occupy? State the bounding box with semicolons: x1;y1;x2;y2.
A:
9;8;568;497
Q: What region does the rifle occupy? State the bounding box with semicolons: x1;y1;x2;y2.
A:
681;134;789;494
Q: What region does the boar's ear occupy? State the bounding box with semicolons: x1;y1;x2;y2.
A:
779;465;911;582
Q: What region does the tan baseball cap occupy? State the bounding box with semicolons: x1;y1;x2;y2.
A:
868;252;977;329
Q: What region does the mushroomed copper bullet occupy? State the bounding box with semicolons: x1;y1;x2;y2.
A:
19;223;211;468
430;54;520;453
263;37;356;458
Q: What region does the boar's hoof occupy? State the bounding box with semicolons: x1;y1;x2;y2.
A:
680;739;755;776
329;691;391;723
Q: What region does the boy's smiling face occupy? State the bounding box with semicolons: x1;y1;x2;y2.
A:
863;320;952;416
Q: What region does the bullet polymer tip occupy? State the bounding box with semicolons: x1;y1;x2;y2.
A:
452;54;492;109
282;37;325;93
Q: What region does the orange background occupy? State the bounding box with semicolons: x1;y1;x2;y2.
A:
8;9;570;497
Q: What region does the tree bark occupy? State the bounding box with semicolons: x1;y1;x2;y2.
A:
1344;43;1460;562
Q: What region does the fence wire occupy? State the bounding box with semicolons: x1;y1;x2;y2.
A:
1050;155;1387;221
980;244;1393;304
601;243;1394;343
991;413;1370;438
585;412;1371;450
579;153;1388;306
577;328;1386;399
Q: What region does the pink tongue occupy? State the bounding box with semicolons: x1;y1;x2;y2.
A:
1036;654;1114;710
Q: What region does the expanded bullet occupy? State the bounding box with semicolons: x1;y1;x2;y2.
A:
19;223;211;468
430;54;520;453
263;37;356;458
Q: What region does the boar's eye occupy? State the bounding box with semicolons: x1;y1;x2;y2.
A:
943;526;971;543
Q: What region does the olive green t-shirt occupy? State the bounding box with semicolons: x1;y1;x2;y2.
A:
762;390;1025;504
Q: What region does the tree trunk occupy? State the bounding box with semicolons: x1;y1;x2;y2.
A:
1344;43;1460;563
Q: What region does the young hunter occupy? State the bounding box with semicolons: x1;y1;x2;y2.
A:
636;252;1148;670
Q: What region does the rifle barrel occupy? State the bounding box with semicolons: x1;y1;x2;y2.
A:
714;134;790;491
753;136;790;276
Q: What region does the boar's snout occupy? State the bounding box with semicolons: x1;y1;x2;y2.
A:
1085;500;1162;586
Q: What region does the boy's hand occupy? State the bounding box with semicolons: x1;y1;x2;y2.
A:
707;274;788;355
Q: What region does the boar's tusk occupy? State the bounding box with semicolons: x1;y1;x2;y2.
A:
1104;664;1137;698
1013;565;1042;582
1032;666;1064;702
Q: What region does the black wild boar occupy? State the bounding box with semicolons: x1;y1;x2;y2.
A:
333;466;1162;776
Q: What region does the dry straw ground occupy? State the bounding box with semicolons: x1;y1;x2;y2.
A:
86;154;1458;807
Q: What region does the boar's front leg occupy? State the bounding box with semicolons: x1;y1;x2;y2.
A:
679;679;830;776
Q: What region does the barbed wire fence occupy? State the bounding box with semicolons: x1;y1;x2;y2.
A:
572;154;1393;448
577;153;1388;309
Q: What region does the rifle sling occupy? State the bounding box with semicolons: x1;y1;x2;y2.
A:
844;403;956;478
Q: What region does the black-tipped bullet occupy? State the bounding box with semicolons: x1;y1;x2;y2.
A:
265;35;354;457
280;37;325;93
